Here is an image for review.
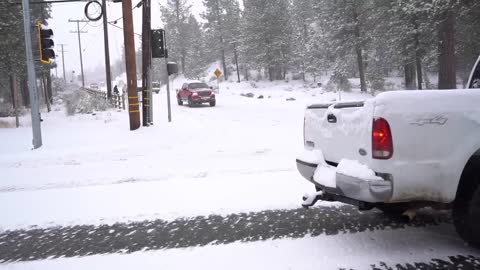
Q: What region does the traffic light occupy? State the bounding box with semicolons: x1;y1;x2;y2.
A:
151;29;167;58
37;23;55;64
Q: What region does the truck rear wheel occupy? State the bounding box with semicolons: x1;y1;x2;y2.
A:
453;157;480;247
177;96;183;105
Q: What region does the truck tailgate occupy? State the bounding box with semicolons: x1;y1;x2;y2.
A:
304;101;374;164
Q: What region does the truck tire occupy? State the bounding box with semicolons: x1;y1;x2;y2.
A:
209;100;216;107
177;96;183;105
453;158;480;247
188;97;194;107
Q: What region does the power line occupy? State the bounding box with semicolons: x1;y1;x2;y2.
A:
108;22;141;36
10;0;121;4
108;0;143;24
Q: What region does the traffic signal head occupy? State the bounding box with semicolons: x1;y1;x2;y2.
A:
151;29;166;58
37;23;55;64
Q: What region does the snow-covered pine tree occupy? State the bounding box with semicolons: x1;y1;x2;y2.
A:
313;0;370;92
0;1;51;107
290;0;315;81
456;1;480;86
160;0;193;74
184;15;211;79
202;0;240;80
241;0;292;81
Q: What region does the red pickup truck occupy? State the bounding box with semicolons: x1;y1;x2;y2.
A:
176;81;216;107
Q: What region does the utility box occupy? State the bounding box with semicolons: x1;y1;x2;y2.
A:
167;62;178;75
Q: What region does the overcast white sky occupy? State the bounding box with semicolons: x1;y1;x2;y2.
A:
48;0;206;81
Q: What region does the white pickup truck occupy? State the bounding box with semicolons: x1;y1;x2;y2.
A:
297;56;480;246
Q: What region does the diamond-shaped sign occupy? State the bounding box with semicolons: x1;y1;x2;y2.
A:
214;68;222;78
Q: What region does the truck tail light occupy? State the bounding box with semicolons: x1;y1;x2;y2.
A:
372;118;393;159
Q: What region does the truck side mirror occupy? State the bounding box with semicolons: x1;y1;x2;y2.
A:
468;55;480;89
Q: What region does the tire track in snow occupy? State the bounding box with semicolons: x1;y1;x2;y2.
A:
0;205;451;263
366;255;480;270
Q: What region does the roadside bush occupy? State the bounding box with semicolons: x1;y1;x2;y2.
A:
367;73;386;93
64;90;109;116
325;71;352;92
0;102;14;117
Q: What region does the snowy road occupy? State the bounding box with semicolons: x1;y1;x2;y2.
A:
0;206;450;262
1;82;480;269
0;207;479;269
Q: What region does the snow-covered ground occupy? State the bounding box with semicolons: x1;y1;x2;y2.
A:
2;81;478;270
0;80;367;230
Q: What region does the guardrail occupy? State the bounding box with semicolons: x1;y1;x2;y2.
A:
82;88;125;110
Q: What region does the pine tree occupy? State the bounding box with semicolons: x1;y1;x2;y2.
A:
456;1;480;86
241;0;291;81
160;0;192;74
313;0;371;92
290;0;315;81
184;15;210;79
202;0;241;80
0;1;51;105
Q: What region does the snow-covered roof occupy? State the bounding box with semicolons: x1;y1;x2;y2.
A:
185;80;204;84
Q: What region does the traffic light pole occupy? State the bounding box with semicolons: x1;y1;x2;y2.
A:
166;59;171;123
21;0;42;149
141;0;152;126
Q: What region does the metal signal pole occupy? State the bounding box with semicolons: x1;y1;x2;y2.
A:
122;0;141;130
21;0;42;149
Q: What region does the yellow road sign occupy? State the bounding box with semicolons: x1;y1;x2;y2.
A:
214;68;222;78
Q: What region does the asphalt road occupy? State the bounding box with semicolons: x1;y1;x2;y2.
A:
2;205;478;270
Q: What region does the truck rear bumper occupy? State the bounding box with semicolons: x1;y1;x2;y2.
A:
296;159;392;203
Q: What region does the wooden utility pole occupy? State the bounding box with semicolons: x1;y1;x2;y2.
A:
142;0;152;126
69;19;88;88
102;0;113;98
58;44;67;82
122;0;141;130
